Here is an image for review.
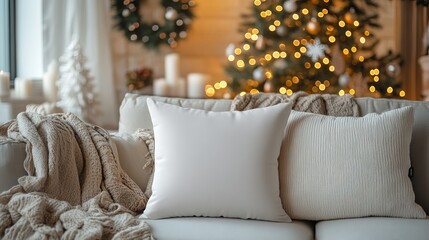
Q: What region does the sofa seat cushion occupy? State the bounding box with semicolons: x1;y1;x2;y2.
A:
146;217;314;240
316;217;429;240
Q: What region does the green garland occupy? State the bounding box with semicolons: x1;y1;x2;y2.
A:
112;0;195;49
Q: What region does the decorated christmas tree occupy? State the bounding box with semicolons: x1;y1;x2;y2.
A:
225;0;405;98
57;39;99;123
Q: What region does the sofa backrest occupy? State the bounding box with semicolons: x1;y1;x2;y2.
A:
119;94;232;133
119;93;429;214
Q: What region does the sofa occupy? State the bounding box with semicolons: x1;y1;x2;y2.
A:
1;93;429;240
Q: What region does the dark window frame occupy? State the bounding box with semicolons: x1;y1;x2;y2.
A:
8;0;16;87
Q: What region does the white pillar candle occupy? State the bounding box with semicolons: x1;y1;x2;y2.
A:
165;53;179;85
15;78;33;98
43;61;59;102
187;73;209;99
0;71;10;98
173;78;187;98
153;78;168;96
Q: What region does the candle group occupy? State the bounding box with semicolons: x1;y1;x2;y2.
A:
153;53;208;99
0;71;10;98
15;78;33;98
154;53;187;97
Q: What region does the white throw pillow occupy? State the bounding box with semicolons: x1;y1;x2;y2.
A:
280;107;426;220
142;99;292;222
110;132;152;191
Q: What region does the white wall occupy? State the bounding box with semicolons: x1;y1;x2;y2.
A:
16;0;43;79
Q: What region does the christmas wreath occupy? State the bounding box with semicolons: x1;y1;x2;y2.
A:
112;0;195;49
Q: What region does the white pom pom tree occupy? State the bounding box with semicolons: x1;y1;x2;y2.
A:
57;38;99;123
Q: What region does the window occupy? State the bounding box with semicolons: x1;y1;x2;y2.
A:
0;0;16;85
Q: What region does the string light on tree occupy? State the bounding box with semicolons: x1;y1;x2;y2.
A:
225;0;405;98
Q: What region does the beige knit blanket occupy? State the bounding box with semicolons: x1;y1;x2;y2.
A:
231;92;359;116
0;112;153;239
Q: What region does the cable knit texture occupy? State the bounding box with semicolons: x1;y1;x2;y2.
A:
0;112;152;239
231;92;359;116
134;128;156;198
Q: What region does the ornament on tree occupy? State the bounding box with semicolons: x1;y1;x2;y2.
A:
165;8;178;20
306;18;321;35
255;35;265;50
264;80;273;92
338;73;351;87
332;0;348;12
386;61;401;77
283;0;298;13
273;59;288;70
253;67;265;82
122;9;130;17
344;8;357;25
225;43;235;56
276;26;287;36
306;38;327;62
57;38;99;124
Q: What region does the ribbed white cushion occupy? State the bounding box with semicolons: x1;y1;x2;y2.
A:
142;99;292;222
280;107;426;220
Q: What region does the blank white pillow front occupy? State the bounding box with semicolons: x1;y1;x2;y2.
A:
142;99;292;222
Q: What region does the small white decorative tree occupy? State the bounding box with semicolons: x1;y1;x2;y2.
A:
57;38;99;123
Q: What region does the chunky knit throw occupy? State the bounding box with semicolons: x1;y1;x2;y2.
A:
231;92;359;116
0;112;152;239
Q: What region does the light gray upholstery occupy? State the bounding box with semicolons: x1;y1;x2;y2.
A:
145;217;314;240
316;217;429;240
0;141;26;192
118;94;232;133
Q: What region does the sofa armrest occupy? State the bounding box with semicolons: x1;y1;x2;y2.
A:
0;140;26;193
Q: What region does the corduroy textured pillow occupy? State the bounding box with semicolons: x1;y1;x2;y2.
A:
279;107;426;220
142;99;292;222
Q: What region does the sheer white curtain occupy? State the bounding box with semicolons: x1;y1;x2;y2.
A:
43;0;118;128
